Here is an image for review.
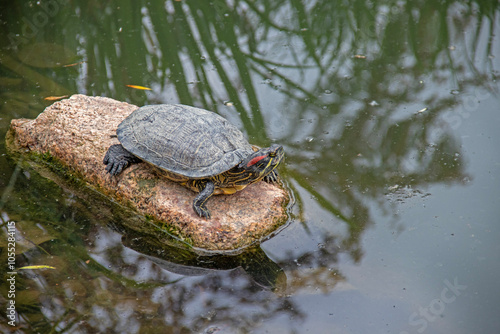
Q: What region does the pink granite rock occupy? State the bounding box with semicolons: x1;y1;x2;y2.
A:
8;95;289;252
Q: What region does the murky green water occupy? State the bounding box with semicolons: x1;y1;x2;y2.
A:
1;1;499;333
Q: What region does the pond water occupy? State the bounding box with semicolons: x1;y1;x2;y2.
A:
1;1;499;333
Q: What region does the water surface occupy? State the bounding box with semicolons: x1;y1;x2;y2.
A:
0;1;499;333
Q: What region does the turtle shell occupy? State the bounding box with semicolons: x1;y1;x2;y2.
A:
117;104;254;179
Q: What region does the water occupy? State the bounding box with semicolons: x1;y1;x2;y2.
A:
1;1;500;333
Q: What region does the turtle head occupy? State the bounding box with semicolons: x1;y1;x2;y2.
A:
239;144;284;178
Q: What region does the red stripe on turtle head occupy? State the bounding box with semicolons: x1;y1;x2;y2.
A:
246;154;266;167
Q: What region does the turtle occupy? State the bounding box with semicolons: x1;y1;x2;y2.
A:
103;104;284;219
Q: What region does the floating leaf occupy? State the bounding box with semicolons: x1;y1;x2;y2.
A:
18;265;56;270
63;61;87;68
353;55;367;59
44;95;69;101
126;84;152;90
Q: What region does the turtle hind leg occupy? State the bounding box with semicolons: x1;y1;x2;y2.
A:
103;144;141;176
193;181;215;219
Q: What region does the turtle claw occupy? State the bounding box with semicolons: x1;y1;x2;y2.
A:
105;159;128;175
264;170;279;184
103;144;141;176
193;181;215;219
193;204;211;219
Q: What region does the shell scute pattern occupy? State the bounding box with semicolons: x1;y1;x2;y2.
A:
117;104;254;179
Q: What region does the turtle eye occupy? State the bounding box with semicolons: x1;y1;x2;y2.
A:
269;151;276;158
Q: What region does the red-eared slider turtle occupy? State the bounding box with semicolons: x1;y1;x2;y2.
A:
103;104;284;218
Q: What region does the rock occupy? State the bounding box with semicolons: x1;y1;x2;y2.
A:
8;94;289;253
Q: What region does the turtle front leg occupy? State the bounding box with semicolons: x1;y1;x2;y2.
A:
193;181;215;219
103;144;142;175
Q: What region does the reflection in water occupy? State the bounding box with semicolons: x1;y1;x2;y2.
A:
0;0;499;332
121;231;287;292
0;161;298;333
